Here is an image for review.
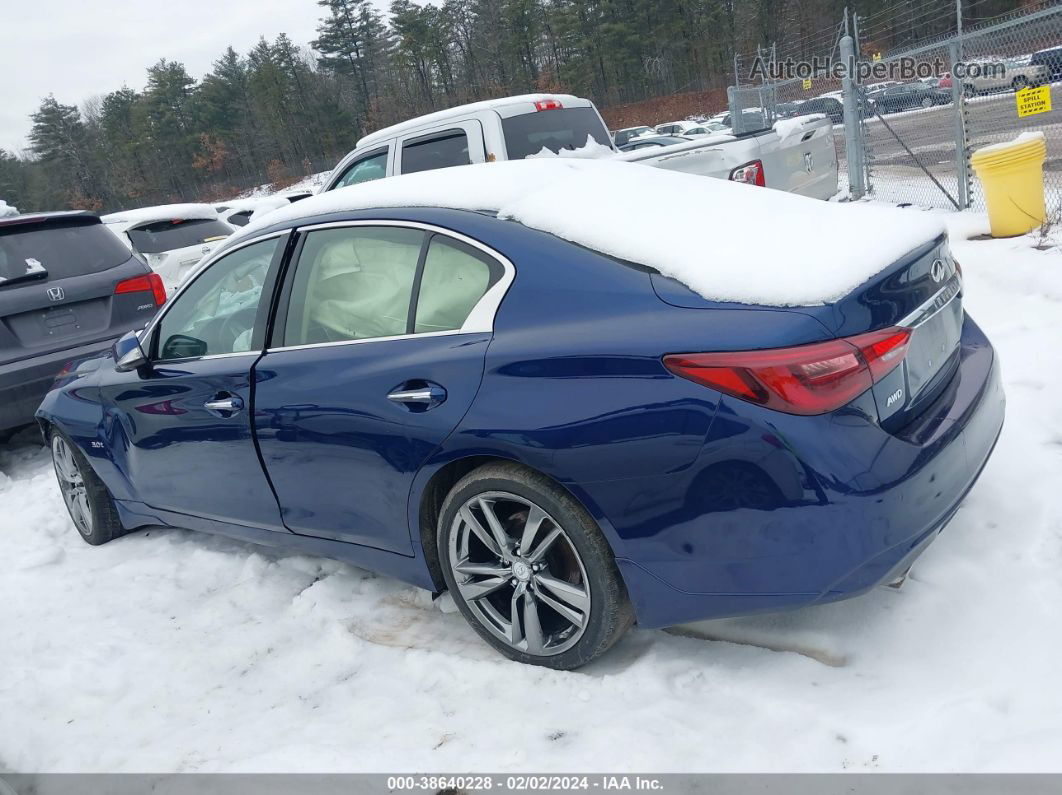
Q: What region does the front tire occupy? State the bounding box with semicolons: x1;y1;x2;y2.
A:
437;462;633;669
50;430;124;546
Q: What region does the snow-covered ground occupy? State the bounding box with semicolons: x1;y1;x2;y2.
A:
1;210;1061;773
238;170;331;200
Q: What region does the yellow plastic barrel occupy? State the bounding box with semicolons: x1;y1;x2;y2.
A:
970;132;1048;238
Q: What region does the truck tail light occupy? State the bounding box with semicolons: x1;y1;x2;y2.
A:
115;273;166;306
534;99;564;111
729;159;766;187
663;328;911;416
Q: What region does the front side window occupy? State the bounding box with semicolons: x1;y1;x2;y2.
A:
414;237;499;333
283;226;424;346
126;218;232;254
155;237;278;361
400;131;471;174
332;149;388;190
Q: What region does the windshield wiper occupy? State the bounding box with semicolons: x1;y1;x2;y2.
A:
0;268;49;288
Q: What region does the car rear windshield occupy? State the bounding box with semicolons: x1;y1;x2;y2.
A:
126;218;232;254
0;221;131;285
502;107;612;159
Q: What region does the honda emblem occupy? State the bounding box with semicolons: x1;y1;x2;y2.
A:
47;286;65;302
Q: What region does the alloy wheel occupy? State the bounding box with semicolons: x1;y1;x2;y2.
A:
447;491;591;656
52;435;93;536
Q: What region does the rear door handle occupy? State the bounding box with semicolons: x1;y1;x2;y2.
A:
204;395;244;414
387;384;446;408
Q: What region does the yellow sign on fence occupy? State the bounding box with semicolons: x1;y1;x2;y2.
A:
1016;85;1052;118
872;52;882;62
802;78;812;90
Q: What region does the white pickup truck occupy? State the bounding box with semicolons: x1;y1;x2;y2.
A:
320;94;838;200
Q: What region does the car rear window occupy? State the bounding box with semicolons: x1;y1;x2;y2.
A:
126;218;232;254
0;221;131;284
502;107;612;159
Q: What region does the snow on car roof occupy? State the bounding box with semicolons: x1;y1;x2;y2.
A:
214;196;289;214
230;159;945;307
102;203;219;230
357;93;592;150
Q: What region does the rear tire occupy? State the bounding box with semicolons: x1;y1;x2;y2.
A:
437;462;633;670
50;429;124;546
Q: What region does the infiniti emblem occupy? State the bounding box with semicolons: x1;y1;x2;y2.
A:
930;259;947;283
47;286;65;302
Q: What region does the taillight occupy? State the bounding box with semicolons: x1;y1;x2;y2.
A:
533;99;563;111
729;159;766;187
115;273;166;306
663;328;911;416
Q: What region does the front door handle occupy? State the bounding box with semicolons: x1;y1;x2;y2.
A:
387;384;446;408
204;394;244;414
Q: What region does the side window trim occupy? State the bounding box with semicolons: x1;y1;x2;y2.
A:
265;220;515;353
143;230;291;363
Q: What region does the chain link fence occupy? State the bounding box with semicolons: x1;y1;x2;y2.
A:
726;2;1061;216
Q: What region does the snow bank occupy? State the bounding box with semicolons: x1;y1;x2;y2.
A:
232;159;944;306
0;199;17;218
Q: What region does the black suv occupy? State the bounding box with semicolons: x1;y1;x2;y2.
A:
0;212;165;438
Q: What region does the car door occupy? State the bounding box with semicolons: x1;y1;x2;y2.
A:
253;221;511;554
97;233;290;531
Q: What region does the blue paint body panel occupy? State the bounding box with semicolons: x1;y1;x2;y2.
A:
36;207;1005;628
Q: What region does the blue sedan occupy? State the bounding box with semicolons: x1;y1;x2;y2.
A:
37;194;1004;669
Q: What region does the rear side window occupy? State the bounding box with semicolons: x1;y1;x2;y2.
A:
332;149;388;189
126;218;232;254
502;107;611;159
283;226;425;345
0;222;131;284
414;237;500;333
401;131;470;174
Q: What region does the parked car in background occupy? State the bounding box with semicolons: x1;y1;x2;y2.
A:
321;93;838;200
616;134;693;151
867;81;952;113
37;159;1003;670
1;212;164;439
939;73;953;89
1029;46;1062;82
215;197;289;228
962;58;1048;95
654;120;702;136
612;125;655;147
776;101;805;119
682;122;730;136
793;96;845;123
102;204;234;293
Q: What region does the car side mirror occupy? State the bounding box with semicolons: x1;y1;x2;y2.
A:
113;330;148;372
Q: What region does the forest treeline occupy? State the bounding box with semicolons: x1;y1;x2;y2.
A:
0;0;1028;212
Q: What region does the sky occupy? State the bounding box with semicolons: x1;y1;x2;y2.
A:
0;0;337;153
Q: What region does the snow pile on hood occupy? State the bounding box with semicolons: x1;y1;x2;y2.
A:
102;203;219;228
0;199;18;218
232;159;945;306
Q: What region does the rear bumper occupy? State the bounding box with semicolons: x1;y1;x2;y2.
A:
0;336;121;432
590;314;1005;628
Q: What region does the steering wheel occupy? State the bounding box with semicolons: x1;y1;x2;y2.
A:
217;306;258;353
